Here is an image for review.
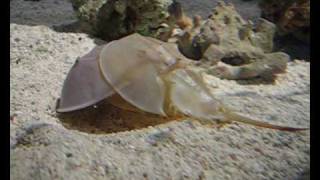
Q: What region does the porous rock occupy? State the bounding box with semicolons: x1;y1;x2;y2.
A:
70;0;174;40
174;2;289;80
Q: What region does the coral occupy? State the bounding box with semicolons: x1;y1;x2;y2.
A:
70;0;174;40
70;0;108;33
170;2;289;80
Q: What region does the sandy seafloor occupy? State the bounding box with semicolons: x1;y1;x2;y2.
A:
10;0;310;179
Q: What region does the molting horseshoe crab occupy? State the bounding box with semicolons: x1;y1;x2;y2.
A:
56;33;307;131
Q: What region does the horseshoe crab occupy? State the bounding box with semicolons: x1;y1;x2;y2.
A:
56;33;307;131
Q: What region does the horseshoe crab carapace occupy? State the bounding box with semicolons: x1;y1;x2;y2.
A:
57;33;308;132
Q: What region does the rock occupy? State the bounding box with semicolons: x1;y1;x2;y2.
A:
259;0;310;44
171;2;288;80
70;0;174;40
178;0;262;21
180;2;276;55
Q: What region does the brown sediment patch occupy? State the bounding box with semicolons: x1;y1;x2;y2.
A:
57;99;183;134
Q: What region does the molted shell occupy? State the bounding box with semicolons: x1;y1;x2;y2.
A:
56;33;307;131
99;34;176;116
169;69;224;120
57;34;186;114
56;46;115;112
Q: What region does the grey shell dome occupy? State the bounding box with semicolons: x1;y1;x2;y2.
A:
56;46;115;112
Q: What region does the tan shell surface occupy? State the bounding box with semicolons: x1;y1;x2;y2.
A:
99;33;179;116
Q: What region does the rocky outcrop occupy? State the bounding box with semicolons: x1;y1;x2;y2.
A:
259;0;310;43
70;0;174;40
166;2;289;80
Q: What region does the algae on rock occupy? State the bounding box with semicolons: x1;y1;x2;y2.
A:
70;0;174;40
171;2;289;80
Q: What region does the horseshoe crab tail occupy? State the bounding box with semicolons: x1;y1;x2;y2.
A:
225;111;309;132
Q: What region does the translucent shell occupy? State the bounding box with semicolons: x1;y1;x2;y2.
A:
57;33;307;132
168;69;225;120
98;33;181;116
56;46;115;112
